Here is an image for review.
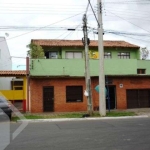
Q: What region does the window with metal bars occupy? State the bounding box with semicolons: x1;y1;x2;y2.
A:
118;52;130;59
104;52;111;59
137;69;146;74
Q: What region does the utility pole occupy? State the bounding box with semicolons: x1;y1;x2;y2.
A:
97;0;106;116
82;14;93;115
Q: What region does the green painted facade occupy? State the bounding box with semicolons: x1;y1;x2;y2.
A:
30;59;150;76
30;45;150;76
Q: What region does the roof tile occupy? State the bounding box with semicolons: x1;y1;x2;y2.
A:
31;39;139;48
0;70;26;76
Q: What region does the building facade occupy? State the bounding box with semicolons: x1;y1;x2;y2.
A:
0;37;12;90
29;40;150;113
0;71;27;112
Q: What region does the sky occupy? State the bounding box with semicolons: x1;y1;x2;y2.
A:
0;0;150;70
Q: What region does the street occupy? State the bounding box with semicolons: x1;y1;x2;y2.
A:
3;118;150;150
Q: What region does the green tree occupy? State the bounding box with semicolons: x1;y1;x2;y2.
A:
27;43;45;59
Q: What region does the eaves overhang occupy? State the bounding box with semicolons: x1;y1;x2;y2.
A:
30;74;150;78
0;70;27;77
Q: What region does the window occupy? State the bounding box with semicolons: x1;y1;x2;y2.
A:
104;52;111;59
49;51;58;59
66;86;83;102
66;52;82;59
118;52;130;59
14;87;23;90
137;69;146;74
45;51;58;59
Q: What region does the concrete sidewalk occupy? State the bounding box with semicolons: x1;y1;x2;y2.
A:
116;108;150;117
17;115;149;123
15;108;150;123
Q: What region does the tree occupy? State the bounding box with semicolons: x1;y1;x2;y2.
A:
141;47;149;60
27;43;45;59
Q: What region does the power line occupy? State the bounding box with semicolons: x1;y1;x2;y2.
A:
107;32;150;43
0;12;84;43
88;0;100;27
0;2;86;6
0;26;83;31
106;10;150;34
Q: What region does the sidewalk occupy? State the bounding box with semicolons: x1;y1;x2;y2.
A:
16;108;150;123
116;108;150;117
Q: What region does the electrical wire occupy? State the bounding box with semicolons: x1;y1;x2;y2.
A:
88;0;100;27
105;10;150;34
106;32;150;43
0;11;84;43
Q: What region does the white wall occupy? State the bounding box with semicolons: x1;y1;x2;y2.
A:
0;37;12;90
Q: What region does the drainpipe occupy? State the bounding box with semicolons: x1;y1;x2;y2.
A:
26;56;29;112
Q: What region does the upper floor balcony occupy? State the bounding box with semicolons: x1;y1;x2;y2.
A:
30;59;150;77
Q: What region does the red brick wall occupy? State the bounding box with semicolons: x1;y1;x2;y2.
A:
91;77;150;110
30;76;150;112
112;77;150;109
30;78;88;113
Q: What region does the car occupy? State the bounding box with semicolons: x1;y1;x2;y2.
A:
0;96;12;120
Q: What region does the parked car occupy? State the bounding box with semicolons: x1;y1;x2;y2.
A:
0;96;12;120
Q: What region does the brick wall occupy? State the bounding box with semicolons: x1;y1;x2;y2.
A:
30;78;88;113
30;76;150;112
113;77;150;109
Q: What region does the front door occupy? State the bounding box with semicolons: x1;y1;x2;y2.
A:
43;86;54;112
106;86;116;109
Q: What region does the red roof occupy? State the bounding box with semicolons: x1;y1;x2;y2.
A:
0;70;27;76
31;39;139;48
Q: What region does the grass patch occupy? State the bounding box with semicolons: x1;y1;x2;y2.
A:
106;111;136;117
11;111;136;121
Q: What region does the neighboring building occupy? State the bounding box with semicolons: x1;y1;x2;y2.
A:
29;39;150;113
0;37;12;89
0;38;28;112
0;71;27;112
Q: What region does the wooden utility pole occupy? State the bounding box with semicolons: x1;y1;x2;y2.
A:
82;14;93;115
97;0;106;116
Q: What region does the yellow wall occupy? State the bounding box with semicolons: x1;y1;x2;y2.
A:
0;90;24;100
0;76;27;100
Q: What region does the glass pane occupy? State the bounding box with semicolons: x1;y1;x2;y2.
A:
74;52;82;58
66;52;73;59
49;52;58;59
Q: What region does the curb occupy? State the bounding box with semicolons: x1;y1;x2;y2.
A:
17;115;149;123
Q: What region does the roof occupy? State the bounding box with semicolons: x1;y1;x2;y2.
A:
31;39;140;48
0;70;27;76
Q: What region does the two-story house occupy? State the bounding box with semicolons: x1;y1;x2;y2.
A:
29;39;150;113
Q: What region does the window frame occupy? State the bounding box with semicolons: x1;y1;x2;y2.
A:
104;52;112;59
49;51;58;59
118;52;130;59
137;69;146;74
65;51;82;59
66;86;83;103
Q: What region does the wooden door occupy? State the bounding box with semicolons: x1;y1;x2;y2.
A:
43;86;54;112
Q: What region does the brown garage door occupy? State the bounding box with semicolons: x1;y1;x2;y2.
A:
127;89;150;108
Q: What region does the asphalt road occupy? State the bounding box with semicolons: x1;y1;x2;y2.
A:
2;118;150;150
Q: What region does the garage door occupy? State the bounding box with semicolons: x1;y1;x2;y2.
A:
127;89;150;108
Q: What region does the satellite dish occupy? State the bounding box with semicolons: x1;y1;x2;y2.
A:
5;33;9;37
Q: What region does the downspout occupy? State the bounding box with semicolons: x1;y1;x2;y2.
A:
26;56;29;112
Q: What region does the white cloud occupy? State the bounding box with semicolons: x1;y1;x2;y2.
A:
0;0;150;70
